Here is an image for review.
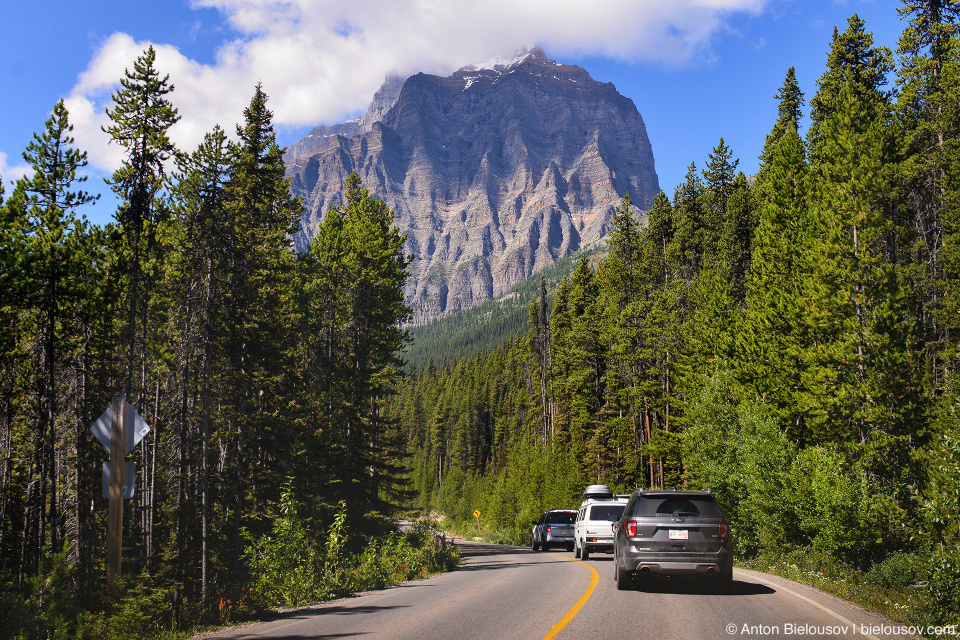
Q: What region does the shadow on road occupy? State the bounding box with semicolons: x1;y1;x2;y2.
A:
631;578;776;596
232;633;367;640
453;541;529;556
255;603;409;624
453;541;586;572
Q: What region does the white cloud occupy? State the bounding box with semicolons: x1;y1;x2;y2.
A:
0;151;30;186
66;0;768;171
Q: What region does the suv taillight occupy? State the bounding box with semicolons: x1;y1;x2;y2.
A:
624;518;638;537
718;521;729;538
546;526;552;533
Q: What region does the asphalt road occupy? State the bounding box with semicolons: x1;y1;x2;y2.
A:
198;539;929;640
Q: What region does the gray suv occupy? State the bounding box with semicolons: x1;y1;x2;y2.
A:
612;490;732;592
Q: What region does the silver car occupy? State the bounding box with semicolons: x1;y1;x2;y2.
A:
531;509;576;551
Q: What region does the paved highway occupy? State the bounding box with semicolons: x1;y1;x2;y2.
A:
198;539;925;640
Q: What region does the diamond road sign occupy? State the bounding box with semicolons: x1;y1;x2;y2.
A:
102;462;136;499
90;400;150;455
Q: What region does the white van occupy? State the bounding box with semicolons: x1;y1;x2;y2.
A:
574;485;628;560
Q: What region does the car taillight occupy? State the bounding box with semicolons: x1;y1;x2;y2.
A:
718;521;729;538
624;519;638;537
546;526;552;533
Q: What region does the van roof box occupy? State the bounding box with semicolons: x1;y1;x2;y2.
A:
582;484;613;500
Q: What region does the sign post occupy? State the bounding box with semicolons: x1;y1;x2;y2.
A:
473;509;482;534
107;395;126;583
90;395;150;584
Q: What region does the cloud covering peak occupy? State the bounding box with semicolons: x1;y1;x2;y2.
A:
64;0;766;170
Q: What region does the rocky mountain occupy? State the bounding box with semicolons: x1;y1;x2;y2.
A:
284;47;659;323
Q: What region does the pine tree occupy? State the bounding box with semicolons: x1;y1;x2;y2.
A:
735;127;814;442
11;100;97;565
807;15;894;167
758;67;805;176
562;257;605;475
300;172;410;510
527;276;552;443
102;45;180;398
635;191;681;487
805;69;923;467
718;173;756;303
337;173;411;506
897;0;960;387
670;163;709;280
218;83;302;571
702;138;740;232
169;125;232;601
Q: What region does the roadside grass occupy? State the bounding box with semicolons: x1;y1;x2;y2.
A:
740;549;960;639
0;516;461;640
440;517;528;547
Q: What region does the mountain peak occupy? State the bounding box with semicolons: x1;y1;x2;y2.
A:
285;48;659;323
460;45;549;73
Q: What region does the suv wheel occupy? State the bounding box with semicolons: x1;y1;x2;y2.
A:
574;539;581;558
614;561;632;591
531;538;540;552
581;546;590;561
712;568;733;594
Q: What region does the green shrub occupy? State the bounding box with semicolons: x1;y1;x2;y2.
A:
243;480;325;607
926;549;960;626
100;575;177;638
0;544;80;640
864;552;926;591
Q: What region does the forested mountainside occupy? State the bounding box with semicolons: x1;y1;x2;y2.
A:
284;47;659;323
390;10;960;626
403;244;606;368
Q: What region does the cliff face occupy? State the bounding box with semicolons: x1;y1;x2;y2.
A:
285;47;659;323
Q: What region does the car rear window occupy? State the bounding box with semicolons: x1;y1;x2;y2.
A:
588;504;625;521
631;495;722;518
546;511;576;524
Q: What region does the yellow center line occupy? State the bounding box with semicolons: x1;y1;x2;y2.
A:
541;553;600;640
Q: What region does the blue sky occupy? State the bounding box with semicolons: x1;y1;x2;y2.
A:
0;1;905;227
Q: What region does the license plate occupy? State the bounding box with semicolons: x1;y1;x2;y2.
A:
599;538;612;543
669;529;688;540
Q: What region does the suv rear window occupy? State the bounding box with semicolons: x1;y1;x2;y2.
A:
546;511;576;524
631;495;722;519
588;504;625;521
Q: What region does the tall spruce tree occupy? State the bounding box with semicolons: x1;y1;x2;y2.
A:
336;173;411;507
702;138;740;232
758;67;805;176
718;173;756;303
103;45;179;398
300;172;410;510
12;100;97;559
806;66;923;465
807;15;894;167
670;163;709;280
219;83;301;571
735;127;814;443
169;125;232;601
897;0;960;386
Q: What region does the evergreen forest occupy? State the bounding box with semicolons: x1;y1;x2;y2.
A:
0;48;460;638
391;4;960;626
